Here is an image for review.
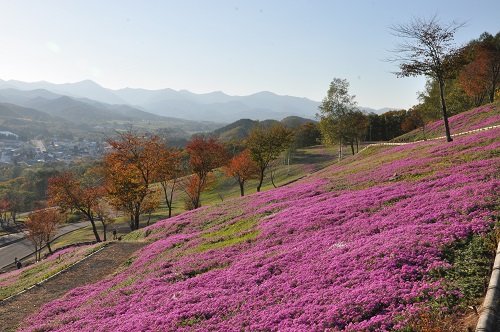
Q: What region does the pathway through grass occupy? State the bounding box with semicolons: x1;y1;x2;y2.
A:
0;242;145;332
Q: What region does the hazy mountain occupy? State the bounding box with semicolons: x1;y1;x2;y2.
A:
0;79;321;122
0;102;80;139
0;79;398;122
0;102;56;122
0;79;125;105
0;88;225;142
127;90;320;122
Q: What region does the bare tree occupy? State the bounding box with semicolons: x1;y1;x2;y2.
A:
390;16;465;142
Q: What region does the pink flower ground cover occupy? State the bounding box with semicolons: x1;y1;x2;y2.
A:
394;102;499;142
22;127;499;331
0;243;105;300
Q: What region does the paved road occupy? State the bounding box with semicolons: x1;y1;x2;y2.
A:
0;221;88;269
0;232;25;248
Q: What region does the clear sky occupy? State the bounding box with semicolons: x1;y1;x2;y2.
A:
0;0;498;108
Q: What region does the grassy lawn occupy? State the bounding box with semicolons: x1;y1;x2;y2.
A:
0;243;106;301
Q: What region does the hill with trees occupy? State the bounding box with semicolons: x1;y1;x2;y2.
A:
212;116;314;142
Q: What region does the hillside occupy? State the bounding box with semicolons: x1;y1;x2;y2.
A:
392;102;500;142
0;88;224;140
0;102;56;122
213;116;314;141
0;102;82;139
17;109;500;331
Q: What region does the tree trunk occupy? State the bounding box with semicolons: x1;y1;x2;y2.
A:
100;219;107;241
134;210;140;230
162;180;176;218
338;137;342;161
257;168;265;192
270;168;277;188
355;137;359;153
168;181;175;218
287;152;290;176
489;70;498;103
46;240;52;254
438;78;453;142
239;181;245;197
350;141;355;155
89;218;101;242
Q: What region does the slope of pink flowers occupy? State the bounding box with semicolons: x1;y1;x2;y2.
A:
22;127;499;331
0;243;105;301
393;102;499;142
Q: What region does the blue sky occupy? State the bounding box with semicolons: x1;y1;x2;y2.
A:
0;0;498;108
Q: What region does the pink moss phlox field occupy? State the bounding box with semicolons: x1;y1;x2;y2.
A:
0;244;101;290
22;127;500;331
424;104;500;135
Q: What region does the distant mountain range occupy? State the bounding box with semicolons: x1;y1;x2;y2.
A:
0;79;397;142
0;87;222;141
0;79;320;122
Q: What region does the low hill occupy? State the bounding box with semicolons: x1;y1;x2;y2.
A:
0;102;56;122
20;108;500;331
213;116;314;141
280;115;315;128
0;102;80;139
212;118;261;141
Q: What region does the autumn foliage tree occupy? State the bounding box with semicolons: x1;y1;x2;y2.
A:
459;47;492;106
185;136;227;209
48;172;105;242
459;32;500;105
25;209;63;261
0;198;9;228
224;149;258;196
247;124;294;192
104;132;161;230
155;147;183;218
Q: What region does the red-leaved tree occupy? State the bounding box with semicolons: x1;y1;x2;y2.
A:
185;136;227;209
224;149;258;196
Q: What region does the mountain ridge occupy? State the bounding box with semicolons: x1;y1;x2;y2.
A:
0;79;396;122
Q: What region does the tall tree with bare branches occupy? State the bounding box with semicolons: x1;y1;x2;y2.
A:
390;17;465;142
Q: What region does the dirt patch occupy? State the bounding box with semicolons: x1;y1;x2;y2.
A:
0;241;145;332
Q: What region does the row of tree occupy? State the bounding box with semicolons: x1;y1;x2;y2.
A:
317;21;498;150
36;125;293;244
